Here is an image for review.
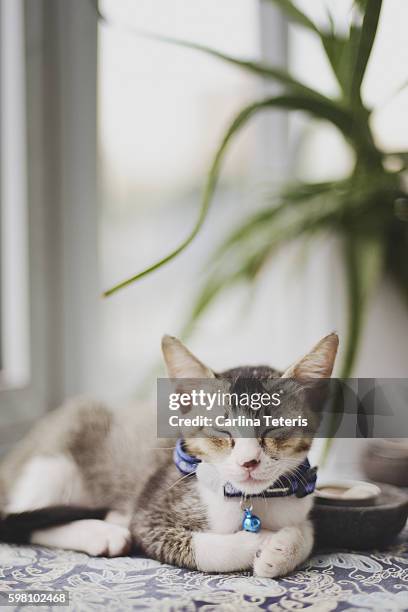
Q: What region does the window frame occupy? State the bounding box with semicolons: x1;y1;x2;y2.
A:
0;0;98;450
0;0;35;429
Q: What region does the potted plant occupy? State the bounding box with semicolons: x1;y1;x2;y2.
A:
101;0;408;455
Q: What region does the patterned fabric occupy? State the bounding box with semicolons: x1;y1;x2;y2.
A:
1;533;407;611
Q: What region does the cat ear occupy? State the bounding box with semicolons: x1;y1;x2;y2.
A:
161;335;214;378
282;333;339;381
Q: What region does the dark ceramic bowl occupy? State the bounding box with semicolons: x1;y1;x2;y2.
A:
312;483;408;550
315;480;381;507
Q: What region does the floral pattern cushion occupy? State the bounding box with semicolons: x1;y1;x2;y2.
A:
1;533;407;611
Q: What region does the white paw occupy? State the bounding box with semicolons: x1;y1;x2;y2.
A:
105;510;131;528
253;527;304;578
79;521;132;557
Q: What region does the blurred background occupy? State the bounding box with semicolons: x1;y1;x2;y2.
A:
1;0;408;470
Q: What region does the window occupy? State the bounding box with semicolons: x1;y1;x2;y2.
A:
98;0;288;400
1;0;288;432
0;0;99;448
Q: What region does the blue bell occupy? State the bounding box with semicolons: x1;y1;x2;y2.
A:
242;509;261;533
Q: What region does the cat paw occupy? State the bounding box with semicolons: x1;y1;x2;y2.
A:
81;521;133;557
253;527;303;578
105;510;131;528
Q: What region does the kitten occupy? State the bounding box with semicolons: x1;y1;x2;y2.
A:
0;333;338;577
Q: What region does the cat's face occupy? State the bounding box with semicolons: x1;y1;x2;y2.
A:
162;333;338;495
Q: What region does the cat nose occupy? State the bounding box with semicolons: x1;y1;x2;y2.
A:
241;459;260;470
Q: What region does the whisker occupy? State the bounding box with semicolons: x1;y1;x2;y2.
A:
167;472;194;491
261;490;267;511
286;466;309;489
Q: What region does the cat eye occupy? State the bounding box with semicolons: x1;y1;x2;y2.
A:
210;428;235;447
212;428;232;439
262;427;290;442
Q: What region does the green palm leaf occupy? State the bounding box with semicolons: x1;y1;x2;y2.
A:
104;95;354;297
103;100;260;296
183;196;347;335
321;33;350;92
266;0;382;108
264;0;352;96
214;181;341;259
350;0;383;104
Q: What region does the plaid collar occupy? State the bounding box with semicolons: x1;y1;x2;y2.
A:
173;438;317;499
